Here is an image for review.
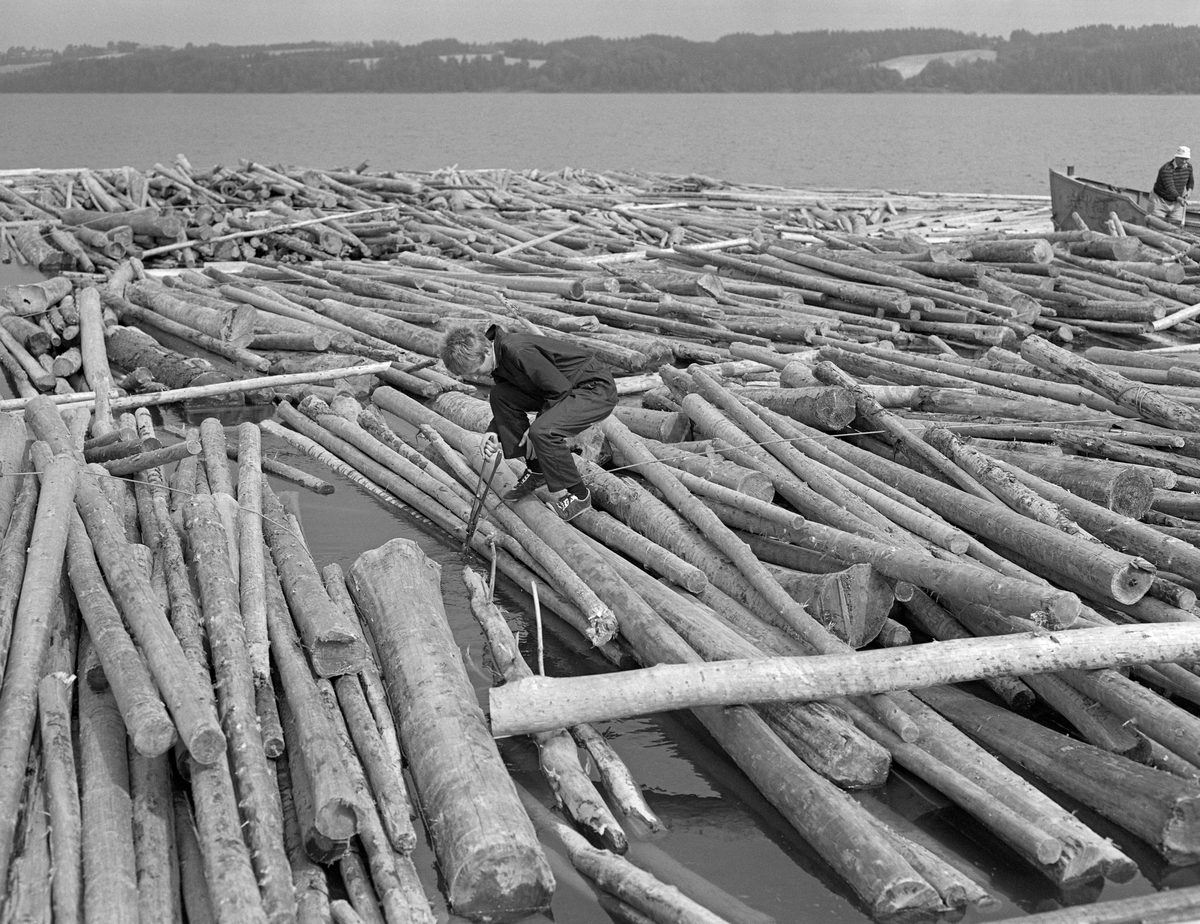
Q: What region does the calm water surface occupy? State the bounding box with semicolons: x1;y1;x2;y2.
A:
4;93;1200;922
2;92;1200;193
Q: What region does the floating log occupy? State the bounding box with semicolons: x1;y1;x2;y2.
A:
0;454;77;882
260;483;370;677
65;512;175;757
919;684;1200;864
1022;334;1200;431
4;275;73;316
766;562;894;648
464;566;629;854
38;672;83;924
983;446;1154;518
489;623;1200;738
348;538;554;920
77;636;140;924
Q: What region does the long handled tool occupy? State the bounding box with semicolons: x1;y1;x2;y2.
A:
463;453;501;551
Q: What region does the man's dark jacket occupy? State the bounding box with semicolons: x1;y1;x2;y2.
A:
486;325;611;408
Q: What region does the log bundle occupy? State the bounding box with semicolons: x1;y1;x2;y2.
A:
9;156;1200;922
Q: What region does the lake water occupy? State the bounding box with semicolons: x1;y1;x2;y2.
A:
2;92;1199;194
4;92;1200;924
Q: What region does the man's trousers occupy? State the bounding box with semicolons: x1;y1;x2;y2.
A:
489;377;617;492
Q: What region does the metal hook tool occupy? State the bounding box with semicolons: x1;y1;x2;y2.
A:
463;452;501;551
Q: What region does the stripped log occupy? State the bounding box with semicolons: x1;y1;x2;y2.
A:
729;386;857;430
818;435;1155;609
278;755;331;924
3;275;72;316
234;422;282;755
348;538;554;920
464;565;629;853
172;792;217;924
839;698;1063;869
321;564;417;855
923;426;1095;540
128;278;257;344
59;457;226;763
182;493;297;924
263;548;358;844
519;787;731;924
0;360;392;414
315;677;433;924
588;537;893;790
38;672;83;924
514;465;938;912
65;512;175;756
77;286;116;434
77;637;139;924
0;453;76;882
0;472;38;677
488;623;1200;738
919;683;1200;864
129;749;181;924
261;481;369;676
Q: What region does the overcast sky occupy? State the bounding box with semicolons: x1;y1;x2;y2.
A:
6;0;1200;49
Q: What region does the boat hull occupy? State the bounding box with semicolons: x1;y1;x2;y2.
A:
1049;168;1199;232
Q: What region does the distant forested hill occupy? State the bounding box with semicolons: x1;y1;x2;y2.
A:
2;25;1199;92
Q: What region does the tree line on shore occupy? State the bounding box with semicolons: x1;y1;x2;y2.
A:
2;24;1199;93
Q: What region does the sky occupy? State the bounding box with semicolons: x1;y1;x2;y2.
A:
5;0;1200;50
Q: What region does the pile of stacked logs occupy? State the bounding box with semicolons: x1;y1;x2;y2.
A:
8;157;1200;923
0;158;1053;274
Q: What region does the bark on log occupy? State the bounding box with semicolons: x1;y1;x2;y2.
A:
1022;334;1200;432
983;448;1154;519
347;538;554;920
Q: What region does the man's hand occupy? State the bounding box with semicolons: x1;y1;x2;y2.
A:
480;432;501;463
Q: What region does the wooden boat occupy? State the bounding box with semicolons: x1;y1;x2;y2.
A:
1049;168;1200;232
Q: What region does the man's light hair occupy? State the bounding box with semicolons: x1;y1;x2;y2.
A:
439;324;491;376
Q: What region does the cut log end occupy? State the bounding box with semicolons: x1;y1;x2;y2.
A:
130;722;179;759
315;799;359;842
445;844;554;922
186;726;228;766
1110;563;1158;606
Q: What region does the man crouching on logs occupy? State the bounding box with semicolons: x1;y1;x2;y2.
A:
439;323;617;521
